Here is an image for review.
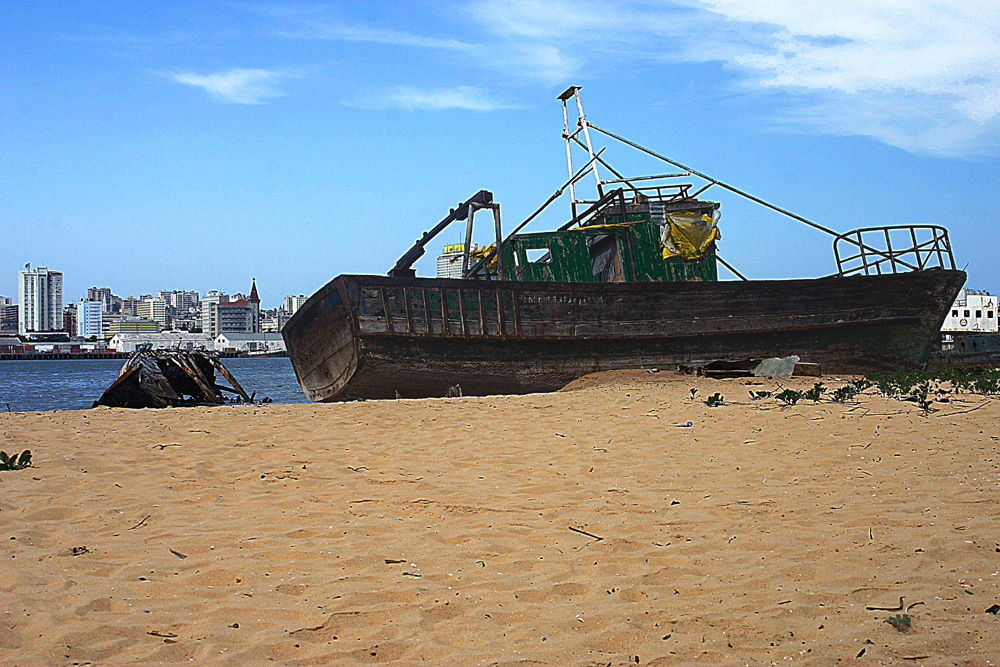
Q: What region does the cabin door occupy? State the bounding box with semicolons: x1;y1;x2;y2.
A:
588;233;625;282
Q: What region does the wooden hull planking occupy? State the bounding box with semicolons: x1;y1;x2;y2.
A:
282;270;967;401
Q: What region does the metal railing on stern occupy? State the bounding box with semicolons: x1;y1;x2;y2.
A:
833;225;955;276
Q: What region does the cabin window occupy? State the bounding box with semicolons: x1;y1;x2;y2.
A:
952;309;958;316
976;310;983;318
989;311;995;318
525;248;552;263
964;310;970;317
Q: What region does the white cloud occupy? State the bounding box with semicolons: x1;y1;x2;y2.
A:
699;0;1000;155
347;86;517;111
280;22;472;50
255;4;473;50
463;0;1000;156
169;68;294;104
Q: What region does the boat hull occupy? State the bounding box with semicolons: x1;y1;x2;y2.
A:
929;332;1000;369
282;270;967;401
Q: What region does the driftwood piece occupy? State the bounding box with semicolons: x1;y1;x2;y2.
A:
96;347;251;409
207;356;252;402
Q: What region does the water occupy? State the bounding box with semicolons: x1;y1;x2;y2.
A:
0;357;310;412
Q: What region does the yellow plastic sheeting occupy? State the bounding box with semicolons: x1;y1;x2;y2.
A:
469;243;498;273
661;211;720;259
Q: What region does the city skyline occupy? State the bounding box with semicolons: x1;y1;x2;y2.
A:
3;269;288;311
3;2;999;301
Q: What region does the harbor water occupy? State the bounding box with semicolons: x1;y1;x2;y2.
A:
0;357;310;412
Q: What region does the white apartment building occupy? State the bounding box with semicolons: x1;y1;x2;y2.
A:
201;290;228;336
942;289;998;333
436;243;471;278
18;264;63;335
283;294;308;315
137;297;168;328
159;289;199;311
77;300;104;338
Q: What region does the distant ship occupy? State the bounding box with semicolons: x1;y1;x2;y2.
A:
283;87;965;401
930;289;999;368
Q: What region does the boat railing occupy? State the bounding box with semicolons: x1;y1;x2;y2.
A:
834;225;955;276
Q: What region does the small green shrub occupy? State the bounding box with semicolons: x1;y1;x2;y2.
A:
803;382;825;402
831;386;856;403
0;450;32;471
885;614;912;633
703;393;724;407
775;389;802;406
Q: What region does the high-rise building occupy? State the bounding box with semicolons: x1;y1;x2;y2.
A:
121;296;140;317
201;281;259;337
283;294;308;315
158;290;199;311
437;243;471;278
137;297;168;328
77;300;104;338
201;290;228;336
63;303;77;335
87;287;114;312
18;264;63;335
205;280;260;337
1;299;19;334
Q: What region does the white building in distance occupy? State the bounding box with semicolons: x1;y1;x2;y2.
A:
77;300;103;338
18;264;63;335
136;296;168;328
283;294;308;315
942;289;997;333
436;243;471;278
108;332;214;353
214;332;285;353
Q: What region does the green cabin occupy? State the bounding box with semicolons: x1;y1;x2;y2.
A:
492;189;721;284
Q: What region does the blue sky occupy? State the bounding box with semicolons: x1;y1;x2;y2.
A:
2;1;999;308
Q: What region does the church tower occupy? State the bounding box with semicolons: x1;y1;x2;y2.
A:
249;278;260;333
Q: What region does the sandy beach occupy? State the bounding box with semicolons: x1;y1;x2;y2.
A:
2;371;998;666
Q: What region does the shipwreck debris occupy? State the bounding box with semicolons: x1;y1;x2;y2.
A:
95;346;252;409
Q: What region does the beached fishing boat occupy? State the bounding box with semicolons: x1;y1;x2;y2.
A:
283;87;965;401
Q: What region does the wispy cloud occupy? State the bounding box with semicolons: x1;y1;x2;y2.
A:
278;22;473;50
167;68;296;105
463;0;1000;157
347;85;517;111
699;0;1000;155
254;4;473;50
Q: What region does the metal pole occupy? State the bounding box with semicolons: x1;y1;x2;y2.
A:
716;254;748;281
464;150;604;278
462;206;477;276
561;95;578;222
586;121;840;238
569;134;638;194
573;88;604;198
492;205;504;281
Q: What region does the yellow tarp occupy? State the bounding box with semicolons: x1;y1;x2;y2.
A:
661;211;720;260
469;243;498;273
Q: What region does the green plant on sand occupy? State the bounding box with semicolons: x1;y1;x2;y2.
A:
885;614;912;633
0;450;32;471
775;389;802;406
802;382;825;402
830;385;856;403
703;392;724;407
